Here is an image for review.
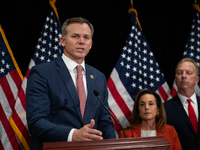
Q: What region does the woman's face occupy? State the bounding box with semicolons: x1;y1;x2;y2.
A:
138;94;159;122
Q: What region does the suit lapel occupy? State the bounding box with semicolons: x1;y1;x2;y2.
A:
157;128;165;136
173;95;196;133
197;96;200;134
55;58;82;121
133;125;141;137
83;65;97;124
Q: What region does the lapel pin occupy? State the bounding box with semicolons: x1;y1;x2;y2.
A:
90;75;94;79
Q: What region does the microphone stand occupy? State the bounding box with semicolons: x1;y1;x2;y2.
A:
93;90;127;138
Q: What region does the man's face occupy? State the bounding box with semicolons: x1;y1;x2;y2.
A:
175;61;199;92
60;23;93;64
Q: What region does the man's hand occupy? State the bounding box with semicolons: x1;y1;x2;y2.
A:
72;119;103;141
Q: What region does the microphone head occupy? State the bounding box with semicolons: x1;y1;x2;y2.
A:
93;90;99;96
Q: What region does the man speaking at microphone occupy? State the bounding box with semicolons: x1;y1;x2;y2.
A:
26;17;116;150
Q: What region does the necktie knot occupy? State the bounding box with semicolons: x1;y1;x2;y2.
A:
187;99;191;104
76;65;83;74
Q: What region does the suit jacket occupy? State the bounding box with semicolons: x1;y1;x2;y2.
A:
118;124;182;150
26;57;116;150
164;95;200;150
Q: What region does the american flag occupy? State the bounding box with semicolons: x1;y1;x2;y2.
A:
107;9;170;134
9;1;63;149
0;25;24;150
169;4;200;98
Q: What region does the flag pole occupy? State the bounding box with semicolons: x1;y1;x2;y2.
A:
128;0;142;30
130;0;134;8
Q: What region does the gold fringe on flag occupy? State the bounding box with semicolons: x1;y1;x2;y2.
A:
49;0;60;20
0;25;23;80
128;8;142;30
193;3;200;13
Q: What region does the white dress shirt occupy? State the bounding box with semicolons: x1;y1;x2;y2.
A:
61;53;88;141
62;54;87;95
141;130;157;137
177;93;199;120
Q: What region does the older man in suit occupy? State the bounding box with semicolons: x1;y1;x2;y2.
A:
164;58;200;150
26;17;115;150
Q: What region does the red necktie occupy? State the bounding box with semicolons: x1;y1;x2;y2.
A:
76;65;86;119
187;99;198;134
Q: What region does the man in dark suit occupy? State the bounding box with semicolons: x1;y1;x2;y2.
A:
164;58;200;150
26;17;116;150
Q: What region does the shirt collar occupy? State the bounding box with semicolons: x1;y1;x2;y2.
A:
178;92;197;104
61;53;86;74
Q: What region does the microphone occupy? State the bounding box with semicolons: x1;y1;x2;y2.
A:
93;90;127;138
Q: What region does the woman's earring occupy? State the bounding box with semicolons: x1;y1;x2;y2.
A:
156;112;159;117
138;114;141;118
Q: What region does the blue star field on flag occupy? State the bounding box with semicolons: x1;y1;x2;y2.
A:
183;8;200;91
115;11;167;100
0;33;15;78
32;7;63;65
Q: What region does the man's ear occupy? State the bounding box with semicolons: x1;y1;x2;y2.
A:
89;40;93;49
175;75;177;85
196;76;200;85
59;37;65;47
